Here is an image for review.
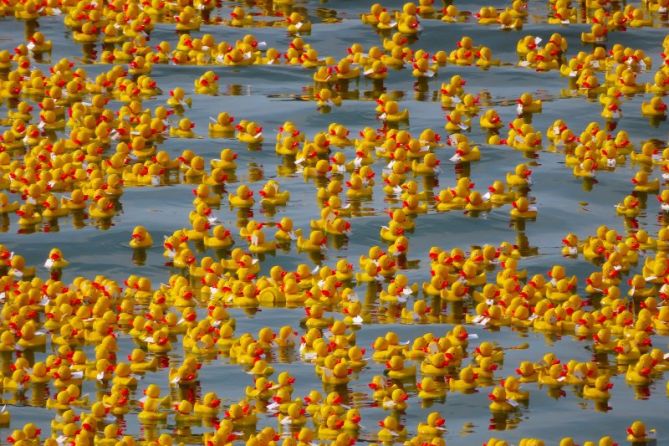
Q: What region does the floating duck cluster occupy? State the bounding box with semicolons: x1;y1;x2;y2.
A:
0;0;666;445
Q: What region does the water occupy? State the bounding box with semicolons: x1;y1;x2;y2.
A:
0;1;668;445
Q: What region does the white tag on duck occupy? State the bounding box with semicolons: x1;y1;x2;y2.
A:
44;258;54;270
267;401;280;411
352;315;363;325
280;416;293;425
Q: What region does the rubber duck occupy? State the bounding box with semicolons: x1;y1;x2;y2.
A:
297;229;327;252
414;412;446;438
170;118;196;139
510;197;538;219
167;87;192;109
41;248;68;271
516;93;543;115
16;203;42;227
127;225;154;249
9;255;35;280
640;96;668;119
583;375;613;400
449;36;480;66
488;386;517;413
16;319;46;349
361;3;387;25
626;421;655;443
228;184;254;208
128;349;158;374
257;180;290;206
377;416;407;442
615;194;641;218
516;361;539;383
449;365;478;392
194;70;220;95
503;376;529;401
581;23;608;43
445;109;471;132
475;6;499;25
236;121;264;145
384;355;416;380
138;384;169;422
380;100;409;123
285;11;311;34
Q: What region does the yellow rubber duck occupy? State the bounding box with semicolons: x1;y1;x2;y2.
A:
194;70;220;95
